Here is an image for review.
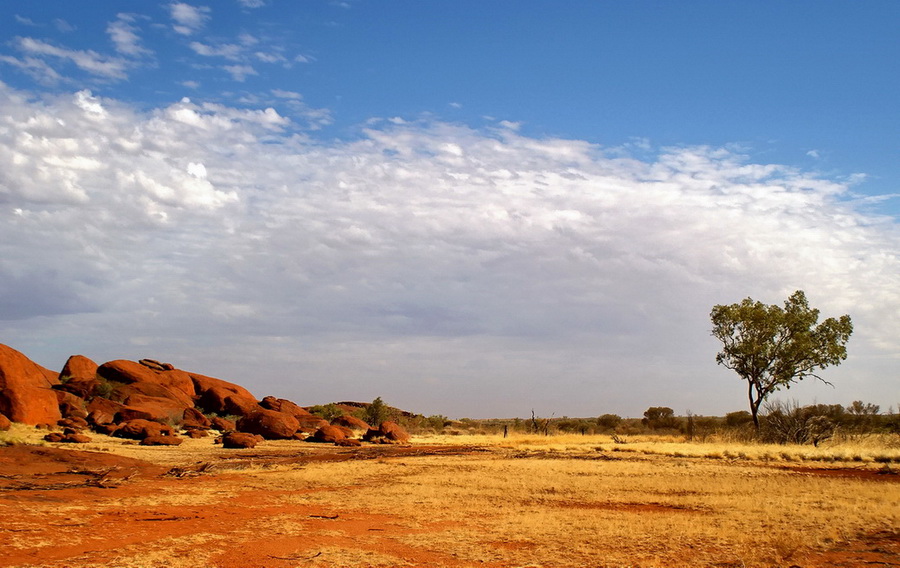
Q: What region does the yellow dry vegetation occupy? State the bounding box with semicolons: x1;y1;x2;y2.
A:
2;425;898;567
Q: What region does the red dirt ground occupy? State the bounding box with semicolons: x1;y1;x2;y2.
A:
1;445;897;568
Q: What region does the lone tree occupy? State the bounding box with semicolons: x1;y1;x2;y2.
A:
710;290;852;431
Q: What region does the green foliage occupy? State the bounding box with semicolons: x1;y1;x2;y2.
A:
596;414;623;431
308;403;344;421
364;396;390;427
710;290;852;429
95;378;115;399
725;410;753;428
642;407;679;430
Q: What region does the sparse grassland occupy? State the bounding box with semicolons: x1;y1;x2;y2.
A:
1;427;897;567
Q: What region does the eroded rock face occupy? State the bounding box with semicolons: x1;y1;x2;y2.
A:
0;344;62;425
191;373;259;417
98;360;196;401
236;409;299;440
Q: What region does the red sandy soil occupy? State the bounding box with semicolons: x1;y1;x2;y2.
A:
0;445;897;568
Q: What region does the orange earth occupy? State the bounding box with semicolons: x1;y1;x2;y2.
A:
0;444;897;568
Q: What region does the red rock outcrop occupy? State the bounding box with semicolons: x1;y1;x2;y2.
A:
0;413;11;431
140;435;183;446
85;398;124;426
60;354;99;380
114;419;177;440
222;431;259;449
98;360;196;401
310;424;348;444
295;414;330;433
363;421;411;444
331;414;370;431
236;409;299;440
190;373;259;417
260;396;311;420
0;344;62;425
210;416;236;432
55;390;87;418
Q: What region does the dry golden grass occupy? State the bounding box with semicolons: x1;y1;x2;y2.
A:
3;424;899;567
262;450;897;567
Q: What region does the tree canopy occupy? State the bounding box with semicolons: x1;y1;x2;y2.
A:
710;290;852;430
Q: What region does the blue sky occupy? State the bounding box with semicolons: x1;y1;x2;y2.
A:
1;1;897;418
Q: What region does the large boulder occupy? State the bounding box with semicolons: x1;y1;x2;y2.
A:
56;355;100;398
140;435;183;446
0;413;11;431
55;390;87;419
190;373;259;417
0;344;62;425
98;360;196;400
363;421;411;444
236;409;299;440
295;414;330;433
114;419;177;440
332;414;371;432
222;431;259;449
85;397;125;426
182;407;211;430
260;396;311;419
210;416;236;432
310;424;348;444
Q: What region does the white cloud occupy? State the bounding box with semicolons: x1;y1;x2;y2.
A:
53;19;76;33
169;3;210;36
107;14;151;57
1;85;896;418
15;37;129;80
237;0;266;7
189;41;243;60
223;64;257;81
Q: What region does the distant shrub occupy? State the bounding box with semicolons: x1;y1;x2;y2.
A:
308;403;344;421
761;400;837;446
596;414;622;431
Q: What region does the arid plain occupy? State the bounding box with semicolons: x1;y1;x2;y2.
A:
1;425;898;568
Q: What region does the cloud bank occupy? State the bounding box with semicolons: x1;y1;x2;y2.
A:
1;84;897;417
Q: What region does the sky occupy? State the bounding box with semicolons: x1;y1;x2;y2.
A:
0;1;897;419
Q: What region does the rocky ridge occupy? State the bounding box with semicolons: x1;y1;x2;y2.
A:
0;343;409;448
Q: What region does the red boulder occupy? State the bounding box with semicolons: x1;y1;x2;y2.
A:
114;419;176;440
260;396;311;419
222;431;259;449
236;409;299;440
190;373;258;417
0;413;11;431
0;344;62;425
97;360;196;401
296;414;330;433
331;414;371;432
210;416;236;432
310;425;348;444
140;435;183;446
363;421;411;444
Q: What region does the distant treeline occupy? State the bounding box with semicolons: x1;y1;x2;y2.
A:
400;401;897;446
